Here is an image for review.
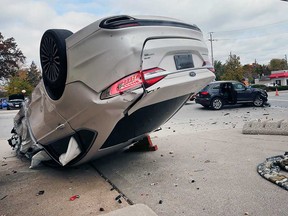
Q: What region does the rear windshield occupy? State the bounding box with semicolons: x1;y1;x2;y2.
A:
9;94;24;100
202;83;220;91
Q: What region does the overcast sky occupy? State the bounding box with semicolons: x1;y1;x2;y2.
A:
1;0;288;69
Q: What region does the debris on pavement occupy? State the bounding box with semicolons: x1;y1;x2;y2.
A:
257;152;288;190
158;200;163;204
69;195;80;201
99;207;105;212
150;182;158;186
1;195;8;200
36;190;45;196
115;195;121;201
115;195;123;203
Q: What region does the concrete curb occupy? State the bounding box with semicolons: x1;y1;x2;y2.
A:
101;204;158;216
242;119;288;135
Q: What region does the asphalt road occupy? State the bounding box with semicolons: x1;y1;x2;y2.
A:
267;90;288;108
0;110;17;139
1;90;288;216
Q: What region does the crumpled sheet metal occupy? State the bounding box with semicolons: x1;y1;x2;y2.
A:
12;99;36;154
257;153;288;190
9;97;81;168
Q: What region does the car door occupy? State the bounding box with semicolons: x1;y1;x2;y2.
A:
27;81;75;145
232;82;253;102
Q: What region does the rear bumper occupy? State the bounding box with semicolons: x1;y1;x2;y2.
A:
195;97;211;106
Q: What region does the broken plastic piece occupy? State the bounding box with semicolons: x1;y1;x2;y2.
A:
30;151;51;169
59;137;81;166
69;195;80;201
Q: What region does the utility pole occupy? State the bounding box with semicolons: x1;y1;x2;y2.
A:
208;32;215;66
285;54;288;69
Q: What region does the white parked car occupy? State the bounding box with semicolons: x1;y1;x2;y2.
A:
9;15;215;167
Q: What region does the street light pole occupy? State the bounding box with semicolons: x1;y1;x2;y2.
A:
209;32;214;66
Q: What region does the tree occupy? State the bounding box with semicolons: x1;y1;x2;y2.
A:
214;60;225;81
5;76;33;96
269;58;287;71
0;32;26;79
27;61;41;87
221;54;244;81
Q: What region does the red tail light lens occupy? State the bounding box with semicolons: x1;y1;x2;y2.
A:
110;72;142;96
142;68;166;88
200;91;209;96
101;68;166;99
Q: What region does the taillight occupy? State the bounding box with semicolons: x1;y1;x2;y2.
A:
200;91;209;96
142;68;165;88
101;67;166;99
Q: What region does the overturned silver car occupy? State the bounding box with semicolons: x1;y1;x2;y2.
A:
9;15;215;167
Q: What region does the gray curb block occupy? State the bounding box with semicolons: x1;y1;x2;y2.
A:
101;204;158;216
242;119;288;135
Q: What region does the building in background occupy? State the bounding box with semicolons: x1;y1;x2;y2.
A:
269;70;288;86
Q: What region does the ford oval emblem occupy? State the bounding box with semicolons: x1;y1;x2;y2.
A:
189;72;196;77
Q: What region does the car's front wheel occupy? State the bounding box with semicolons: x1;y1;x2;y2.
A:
40;29;73;100
211;97;223;110
253;94;264;107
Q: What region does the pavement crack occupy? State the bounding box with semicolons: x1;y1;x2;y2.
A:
89;163;134;205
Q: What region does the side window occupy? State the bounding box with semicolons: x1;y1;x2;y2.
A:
233;83;245;90
212;84;220;90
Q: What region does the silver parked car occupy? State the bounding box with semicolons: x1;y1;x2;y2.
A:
9;15;215;167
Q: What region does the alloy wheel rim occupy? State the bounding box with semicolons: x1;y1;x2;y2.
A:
213;99;222;109
40;36;60;82
254;97;263;106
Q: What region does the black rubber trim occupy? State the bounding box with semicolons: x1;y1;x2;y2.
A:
100;94;190;149
99;15;201;31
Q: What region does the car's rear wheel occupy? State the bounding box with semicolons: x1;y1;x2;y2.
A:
40;29;73;100
253;94;264;107
211;97;223;110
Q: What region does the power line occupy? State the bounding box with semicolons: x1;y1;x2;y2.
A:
213;19;288;34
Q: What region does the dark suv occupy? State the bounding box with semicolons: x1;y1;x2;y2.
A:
195;81;268;110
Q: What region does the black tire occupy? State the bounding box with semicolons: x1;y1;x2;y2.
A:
40;29;73;100
253;94;264;107
211;97;223;110
201;104;210;108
